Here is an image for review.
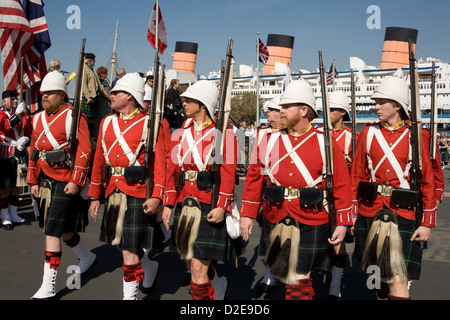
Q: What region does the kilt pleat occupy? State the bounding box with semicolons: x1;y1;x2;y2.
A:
171;201;236;261
354;214;423;280
39;178;89;237
100;195;155;251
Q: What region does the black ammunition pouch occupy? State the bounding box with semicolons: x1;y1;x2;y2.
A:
45;149;67;164
197;171;213;189
357;181;378;202
30;148;39;162
101;164;111;180
264;185;285;204
390;189;420;207
175;171;185;190
124;166;147;182
299;188;323;206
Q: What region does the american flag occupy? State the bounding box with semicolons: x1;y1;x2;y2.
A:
326;61;338;85
258;38;269;64
0;0;50;113
147;1;168;55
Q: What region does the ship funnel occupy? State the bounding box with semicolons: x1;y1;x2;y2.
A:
380;27;418;69
172;41;198;74
262;34;295;75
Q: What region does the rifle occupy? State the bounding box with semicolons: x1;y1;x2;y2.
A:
318;50;336;236
210;38;234;208
430;61;437;162
145;56;164;199
350;69;357;159
408;40;425;248
68;38;86;174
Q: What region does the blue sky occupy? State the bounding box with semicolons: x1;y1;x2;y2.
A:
2;0;450;94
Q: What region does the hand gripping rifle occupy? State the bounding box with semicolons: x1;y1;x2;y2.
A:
210;38;234;208
68;38;86;174
408;40;425;248
318;51;336;236
145;56;164;199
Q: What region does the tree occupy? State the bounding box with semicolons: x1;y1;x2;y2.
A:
230;92;265;126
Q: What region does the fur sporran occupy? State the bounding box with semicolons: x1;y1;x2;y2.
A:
176;196;202;260
105;191;127;245
264;216;300;285
360;209;407;283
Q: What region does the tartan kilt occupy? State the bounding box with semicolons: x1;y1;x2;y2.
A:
291;221;331;274
99;195;156;251
353;213;423;280
171;201;239;261
38;176;89;237
80;97;97;119
0;157;17;188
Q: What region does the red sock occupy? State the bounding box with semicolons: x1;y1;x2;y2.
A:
285;278;315;300
45;251;62;269
123;262;144;283
190;280;216;300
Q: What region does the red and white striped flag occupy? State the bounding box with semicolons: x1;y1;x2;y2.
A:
147;1;168;55
327;61;338;85
1;0;50;113
0;0;35;91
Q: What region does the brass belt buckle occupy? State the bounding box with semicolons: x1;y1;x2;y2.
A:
114;167;122;176
288;188;298;198
381;185;392;197
186;171;197;181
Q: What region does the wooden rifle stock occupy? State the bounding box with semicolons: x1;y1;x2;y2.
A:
68;38;86;174
318;51;336;235
145;57;164;199
210;38;234;208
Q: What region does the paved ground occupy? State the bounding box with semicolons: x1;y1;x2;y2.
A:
1;168;450;302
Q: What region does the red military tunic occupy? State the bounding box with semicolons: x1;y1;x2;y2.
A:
163;118;237;213
422;129;444;203
351;122;437;227
331;125;358;169
240;125;353;226
27;105;91;187
88;110;165;200
0;107;32;159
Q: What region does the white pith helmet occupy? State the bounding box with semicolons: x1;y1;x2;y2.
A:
265;96;281;111
111;72;145;108
329;90;351;121
279;79;318;118
371;76;410;118
181;80;219;119
40;71;68;97
144;84;152;101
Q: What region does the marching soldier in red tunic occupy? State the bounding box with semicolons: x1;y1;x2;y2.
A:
28;71;96;299
327;90;358;299
162;80;238;300
255;97;283;293
88;72;166;300
240;80;353;300
351;76;437;300
0;90;32;230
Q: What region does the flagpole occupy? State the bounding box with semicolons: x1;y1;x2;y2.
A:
154;0;160;64
256;32;260;127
